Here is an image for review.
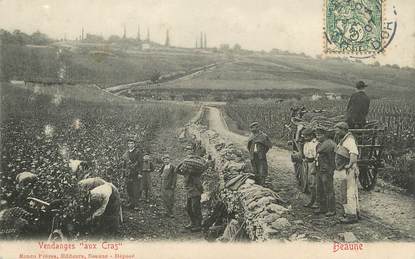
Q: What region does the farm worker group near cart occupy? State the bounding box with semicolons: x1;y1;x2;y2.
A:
248;81;370;224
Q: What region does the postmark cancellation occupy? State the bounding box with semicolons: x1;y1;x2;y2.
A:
324;0;396;56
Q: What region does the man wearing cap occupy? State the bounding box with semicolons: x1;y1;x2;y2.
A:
121;137;143;209
314;126;337;217
247;122;273;186
302;128;318;208
334;122;360;224
345;81;370;129
158;154;177;217
176;146;206;232
141;154;154;202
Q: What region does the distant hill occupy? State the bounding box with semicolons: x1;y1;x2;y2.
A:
1;41;225;87
161;53;415;98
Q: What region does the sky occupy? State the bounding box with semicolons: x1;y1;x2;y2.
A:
1;0;414;67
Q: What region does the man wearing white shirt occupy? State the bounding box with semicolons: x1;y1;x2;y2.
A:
302;128;319;208
334;122;360;224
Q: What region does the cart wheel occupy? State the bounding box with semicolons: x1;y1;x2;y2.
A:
358;165;377;191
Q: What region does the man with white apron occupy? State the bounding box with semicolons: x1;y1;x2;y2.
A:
302;128;318;208
334;122;360;224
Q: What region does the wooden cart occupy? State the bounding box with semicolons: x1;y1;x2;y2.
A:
349;127;385;191
287;107;385;191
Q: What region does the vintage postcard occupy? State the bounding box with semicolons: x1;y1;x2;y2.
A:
0;0;414;258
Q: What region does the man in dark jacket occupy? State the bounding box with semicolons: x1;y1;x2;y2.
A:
141;154;154;202
247;122;272;186
345;81;370;129
159;155;177;217
176;146;206;232
314;127;337;217
121;138;143;209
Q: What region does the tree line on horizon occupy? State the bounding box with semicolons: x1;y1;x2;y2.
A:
0;29;53;46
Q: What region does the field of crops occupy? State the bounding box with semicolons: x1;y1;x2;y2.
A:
225;98;415;149
0;83;194;232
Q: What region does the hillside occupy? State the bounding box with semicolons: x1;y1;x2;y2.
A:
161;54;415;98
1;41;225;87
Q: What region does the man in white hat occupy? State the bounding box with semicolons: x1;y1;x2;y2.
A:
334;122;360;224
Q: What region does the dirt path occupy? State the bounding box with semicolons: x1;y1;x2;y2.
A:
206;106;415;241
119;115;205;241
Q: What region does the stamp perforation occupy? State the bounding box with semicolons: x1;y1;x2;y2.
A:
323;0;388;56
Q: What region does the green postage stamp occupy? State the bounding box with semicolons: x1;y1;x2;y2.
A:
324;0;390;55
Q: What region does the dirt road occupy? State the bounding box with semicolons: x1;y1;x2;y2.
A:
206;106;415;241
106;63;220;94
119;117;204;241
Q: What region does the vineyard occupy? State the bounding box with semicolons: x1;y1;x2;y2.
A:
0;83;194;236
225;98;415;193
225;98;415;149
1;43;223;87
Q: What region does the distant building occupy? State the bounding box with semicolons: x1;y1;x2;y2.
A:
311;94;323;101
324;92;341;100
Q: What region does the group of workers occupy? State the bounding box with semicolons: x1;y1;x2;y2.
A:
122;136;208;232
247;81;370;224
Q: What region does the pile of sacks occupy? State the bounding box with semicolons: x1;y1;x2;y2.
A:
188;124;291;241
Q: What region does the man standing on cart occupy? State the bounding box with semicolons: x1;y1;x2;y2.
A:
334;122;360;224
345;81;370;129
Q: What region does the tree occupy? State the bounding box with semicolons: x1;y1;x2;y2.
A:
233;43;242;52
12;30;31;45
150;70;161;83
372;61;381;67
219;44;230;51
270;48;283;55
31;31;51;45
108;35;121;43
85;33;104;43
